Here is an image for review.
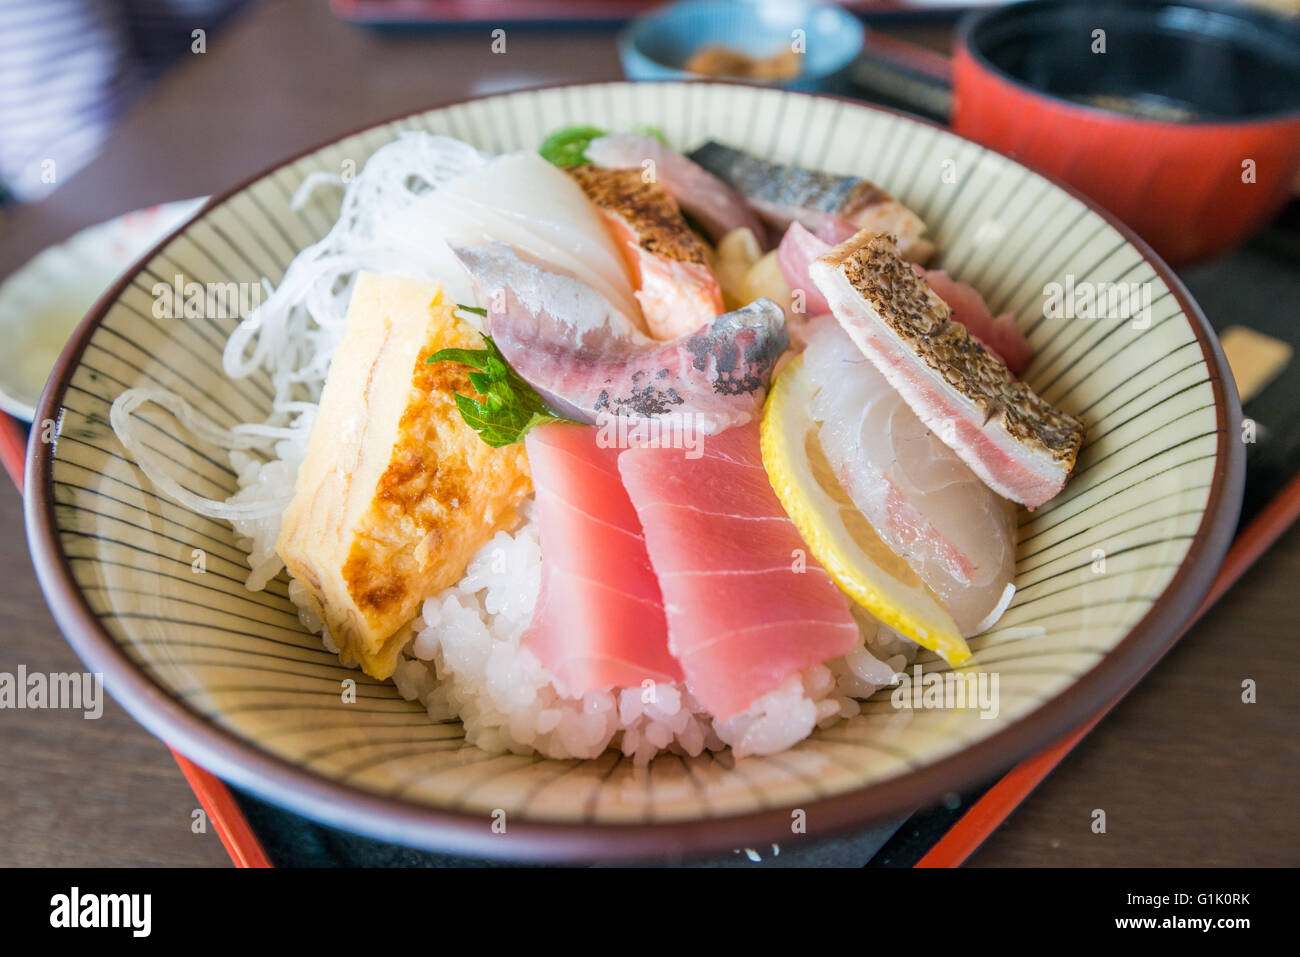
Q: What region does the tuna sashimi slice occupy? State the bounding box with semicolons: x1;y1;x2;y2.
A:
618;424;859;719
809;232;1086;509
522;424;683;696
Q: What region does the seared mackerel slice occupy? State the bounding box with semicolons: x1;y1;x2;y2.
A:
809;232;1085;508
688;140;934;263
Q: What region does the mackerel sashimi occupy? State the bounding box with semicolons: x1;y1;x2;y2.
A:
688;140;934;262
618;424;860;720
522;424;684;695
804;320;1017;634
454;243;788;433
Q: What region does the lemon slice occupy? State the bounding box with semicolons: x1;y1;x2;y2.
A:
761;355;971;666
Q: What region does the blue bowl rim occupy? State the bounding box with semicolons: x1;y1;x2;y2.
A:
619;0;866;84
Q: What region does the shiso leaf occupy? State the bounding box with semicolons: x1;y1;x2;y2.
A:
538;125;607;167
427;332;578;447
538;125;671;168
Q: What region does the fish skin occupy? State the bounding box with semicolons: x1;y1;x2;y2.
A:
809;232;1086;509
522;424;683;696
454;243;789;434
618;423;860;720
567;165;724;340
585;134;768;247
778;222;1032;374
913;267;1033;376
688;140;934;262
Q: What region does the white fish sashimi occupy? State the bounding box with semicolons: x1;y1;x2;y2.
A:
402;152;644;327
804;320;1016;635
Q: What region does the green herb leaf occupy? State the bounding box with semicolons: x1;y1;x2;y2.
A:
538;125;607;167
427;334;578;447
455;303;488;317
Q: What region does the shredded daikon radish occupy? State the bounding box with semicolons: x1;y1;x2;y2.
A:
109;387;295;522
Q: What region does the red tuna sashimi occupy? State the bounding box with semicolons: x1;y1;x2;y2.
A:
522;424;684;695
618;424;859;719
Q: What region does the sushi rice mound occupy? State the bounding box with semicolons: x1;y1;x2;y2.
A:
112;132;915;765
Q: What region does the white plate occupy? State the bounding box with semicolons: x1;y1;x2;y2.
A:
0;198;206;420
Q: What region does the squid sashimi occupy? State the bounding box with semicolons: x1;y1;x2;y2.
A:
618;424;859;719
777;222;1032;373
805;321;1017;634
454;243;788;433
586;134;768;247
417;151;645;327
522;424;683;695
568;164;724;340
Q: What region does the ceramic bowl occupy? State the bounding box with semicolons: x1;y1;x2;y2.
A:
25;81;1242;861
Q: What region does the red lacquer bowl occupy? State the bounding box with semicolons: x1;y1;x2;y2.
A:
951;0;1300;264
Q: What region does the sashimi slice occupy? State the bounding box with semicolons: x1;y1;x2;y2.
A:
804;320;1016;634
918;268;1032;376
522;424;683;695
568;165;724;340
810;232;1086;509
687;140;933;262
586;134;768;247
418;151;644;328
777;223;1031;372
454;243;788;434
618;424;859;719
777;222;835;316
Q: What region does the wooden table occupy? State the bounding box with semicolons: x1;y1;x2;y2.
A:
2;0;1296;867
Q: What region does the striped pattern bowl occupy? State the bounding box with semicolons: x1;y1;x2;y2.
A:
25;82;1243;861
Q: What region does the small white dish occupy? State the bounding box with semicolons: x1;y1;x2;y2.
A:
0;198;206;420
